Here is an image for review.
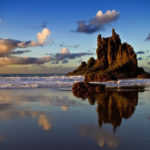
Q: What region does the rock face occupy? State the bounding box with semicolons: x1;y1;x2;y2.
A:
67;29;150;81
72;82;105;99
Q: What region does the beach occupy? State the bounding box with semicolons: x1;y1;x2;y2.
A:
0;76;149;150
1;0;150;149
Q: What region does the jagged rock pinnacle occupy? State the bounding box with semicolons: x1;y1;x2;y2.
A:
67;29;150;81
97;34;102;47
112;28;116;36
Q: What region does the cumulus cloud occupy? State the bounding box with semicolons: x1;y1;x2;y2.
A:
0;55;51;65
0;28;52;65
73;10;120;34
146;33;150;41
51;47;93;64
0;28;51;56
37;28;50;44
60;47;69;54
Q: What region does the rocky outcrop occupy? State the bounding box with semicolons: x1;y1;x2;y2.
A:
72;82;105;99
67;29;150;81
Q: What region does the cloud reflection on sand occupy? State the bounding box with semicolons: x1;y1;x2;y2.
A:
20;111;52;131
0;89;85;132
80;125;120;148
61;106;68;112
38;114;51;130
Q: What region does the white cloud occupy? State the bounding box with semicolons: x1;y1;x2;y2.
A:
37;28;51;44
73;10;120;34
60;47;70;54
96;10;103;17
90;10;119;26
0;28;51;55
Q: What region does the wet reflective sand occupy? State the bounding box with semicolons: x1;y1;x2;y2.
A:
0;88;150;150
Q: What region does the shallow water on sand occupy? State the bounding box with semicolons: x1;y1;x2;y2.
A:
0;87;150;150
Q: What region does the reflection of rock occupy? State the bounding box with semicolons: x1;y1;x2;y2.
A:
73;87;141;131
80;125;120;148
67;29;150;81
96;90;138;131
72;82;105;99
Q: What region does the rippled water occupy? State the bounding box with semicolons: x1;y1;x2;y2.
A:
0;87;149;150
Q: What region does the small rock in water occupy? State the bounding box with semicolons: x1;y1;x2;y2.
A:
72;82;105;99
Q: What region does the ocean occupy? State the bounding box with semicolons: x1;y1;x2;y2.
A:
0;74;150;88
0;75;149;150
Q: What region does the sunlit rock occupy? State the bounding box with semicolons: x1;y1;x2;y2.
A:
67;29;150;81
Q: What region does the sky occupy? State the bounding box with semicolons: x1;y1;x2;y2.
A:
0;0;150;74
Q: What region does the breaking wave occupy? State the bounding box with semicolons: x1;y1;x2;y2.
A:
0;75;150;89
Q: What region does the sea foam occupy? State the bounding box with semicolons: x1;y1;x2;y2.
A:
0;76;150;89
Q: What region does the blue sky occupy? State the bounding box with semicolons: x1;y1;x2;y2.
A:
0;0;150;73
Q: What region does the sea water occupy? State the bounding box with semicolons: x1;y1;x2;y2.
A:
0;74;150;88
0;75;149;150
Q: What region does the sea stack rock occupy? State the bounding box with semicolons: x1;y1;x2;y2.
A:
67;29;150;81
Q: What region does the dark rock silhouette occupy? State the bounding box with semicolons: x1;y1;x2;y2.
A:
96;90;138;131
73;86;144;131
72;82;105;99
67;29;150;81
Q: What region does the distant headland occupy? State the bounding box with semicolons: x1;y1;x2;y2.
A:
67;29;150;81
